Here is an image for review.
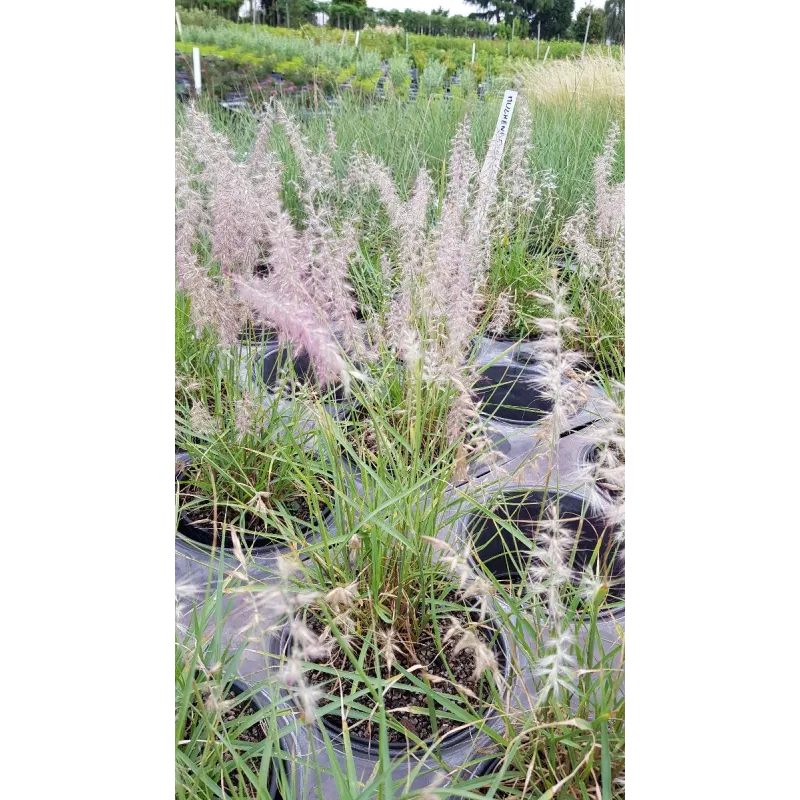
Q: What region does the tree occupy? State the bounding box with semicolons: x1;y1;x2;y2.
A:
574;5;605;42
535;0;574;39
604;0;624;43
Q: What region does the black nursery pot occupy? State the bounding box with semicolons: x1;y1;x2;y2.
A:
225;680;281;800
176;493;330;552
467;489;624;605
177;512;276;551
176;458;328;551
260;345;347;404
238;322;277;344
279;610;510;757
472;364;552;424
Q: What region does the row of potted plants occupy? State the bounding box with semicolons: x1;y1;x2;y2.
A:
175;46;493;102
175;98;624;797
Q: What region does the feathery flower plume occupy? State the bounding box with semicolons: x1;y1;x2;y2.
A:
527;503;575;628
245;106;275;178
579;384;626;514
528;502;579;705
189;403;217;436
231;275;350;389
427;537;494;620
278;652;324;724
175;129;247;346
444;618;499;683
594;121;625;240
234;391;257;441
276;101;334;209
453;629;499;682
561;204;603;279
378;627;400;674
534;629;578;701
561;121;625;287
500;98;540;214
527;274;589;451
579;567;607;606
176;253;246;346
488;289;514;337
324;583;358;614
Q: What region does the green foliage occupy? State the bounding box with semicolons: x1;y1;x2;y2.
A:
355;49;381;79
575;4;607;42
604;0;625;43
536;0;576;39
387;52;411;87
419;59;447;95
455;66;476;97
175;8;229;29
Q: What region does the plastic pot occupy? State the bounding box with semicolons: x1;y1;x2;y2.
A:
176;503;330;553
226;680;283;799
175;448;191;479
472;363;553;425
465;488;624;606
259;344;348;405
238;322;277;344
278;607;511;759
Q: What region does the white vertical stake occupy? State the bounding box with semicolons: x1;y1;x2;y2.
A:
485;89;519;185
175;11;183;41
542;45;550;65
193;47;201;95
581;14;591;59
355;30;359;47
471;42;475;64
537;22;540;59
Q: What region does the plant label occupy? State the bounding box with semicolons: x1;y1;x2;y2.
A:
471;42;476;64
492;90;518;152
355;30;359;47
176;11;183;40
481;89;518;187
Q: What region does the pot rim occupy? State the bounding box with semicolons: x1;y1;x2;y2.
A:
277;602;512;757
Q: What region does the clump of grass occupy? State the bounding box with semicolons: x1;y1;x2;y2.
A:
355;50;381;80
419;60;447;95
175;376;333;548
175;596;289;800
518;53;625;107
388;52;411;89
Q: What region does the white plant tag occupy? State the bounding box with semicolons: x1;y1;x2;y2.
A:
193;47;201;95
471;42;476;64
491;89;518;152
355;30;359;47
176;11;183;41
482;89;518;188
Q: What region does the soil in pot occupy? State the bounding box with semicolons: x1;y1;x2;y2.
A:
468;489;624;606
177;483;323;550
299;603;506;746
180;679;278;799
472;364;553;424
